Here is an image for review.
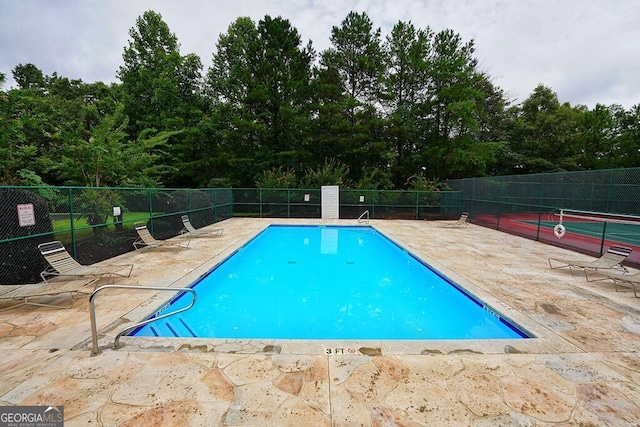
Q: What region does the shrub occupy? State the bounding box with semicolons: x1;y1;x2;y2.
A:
300;158;353;188
255;166;297;188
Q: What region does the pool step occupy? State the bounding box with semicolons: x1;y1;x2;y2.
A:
148;317;197;338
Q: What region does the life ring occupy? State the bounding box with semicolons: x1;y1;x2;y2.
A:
554;224;566;238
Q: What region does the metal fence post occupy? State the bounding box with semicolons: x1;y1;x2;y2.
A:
496;184;503;230
605;169;613;213
371;190;376;218
213;189;218;223
148;188;153;232
599;222;608;255
540;173;545;208
69;187;77;258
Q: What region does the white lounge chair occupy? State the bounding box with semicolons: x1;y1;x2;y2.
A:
38;241;133;284
585;270;640;298
1;241;135;311
548;245;631;275
437;212;469;228
180;215;224;237
133;222;190;250
0;279;93;311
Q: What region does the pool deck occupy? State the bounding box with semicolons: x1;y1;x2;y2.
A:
1;218;640;426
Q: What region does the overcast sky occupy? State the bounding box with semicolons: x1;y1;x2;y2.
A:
1;0;639;109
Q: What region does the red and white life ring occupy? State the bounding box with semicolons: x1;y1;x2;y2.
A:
553;223;566;238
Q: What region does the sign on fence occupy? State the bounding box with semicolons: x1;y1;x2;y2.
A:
17;203;35;227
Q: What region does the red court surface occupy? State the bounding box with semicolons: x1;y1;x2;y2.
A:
473;212;640;269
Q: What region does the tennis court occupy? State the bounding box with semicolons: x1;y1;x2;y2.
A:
532;220;640;246
473;210;640;269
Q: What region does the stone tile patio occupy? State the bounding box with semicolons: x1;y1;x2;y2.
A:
1;218;639;426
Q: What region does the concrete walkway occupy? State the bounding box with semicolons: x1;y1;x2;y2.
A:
1;218;639;426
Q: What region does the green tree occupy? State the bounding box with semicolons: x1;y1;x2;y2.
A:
472;75;510;145
118;10;208;187
118;10;181;134
57;105;130;187
252;16;315;172
13;63;45;90
381;21;432;184
508;85;582;173
207;17;261;186
421;29;487;178
615;104;640;168
577;103;618;169
322;12;384;105
1;63;170;188
0;89;29;184
0;67;69;185
317;12;388;183
207;15;315;186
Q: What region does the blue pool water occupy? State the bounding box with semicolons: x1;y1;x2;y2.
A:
131;225;529;340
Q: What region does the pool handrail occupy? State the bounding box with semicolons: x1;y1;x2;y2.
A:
358;210;370;224
89;285;197;356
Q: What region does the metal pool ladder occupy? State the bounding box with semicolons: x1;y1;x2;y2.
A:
358;210;370;224
89;285;197;356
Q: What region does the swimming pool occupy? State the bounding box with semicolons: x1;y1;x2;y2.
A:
131;225;530;340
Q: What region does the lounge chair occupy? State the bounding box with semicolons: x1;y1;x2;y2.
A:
548;245;632;274
585;270;640;298
180;215;224;237
0;279;93;311
437;212;469;228
133;222;190;250
38;241;133;284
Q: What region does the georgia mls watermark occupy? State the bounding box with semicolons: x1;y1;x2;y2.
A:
0;406;63;427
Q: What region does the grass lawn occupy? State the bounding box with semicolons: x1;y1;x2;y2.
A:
52;212;156;242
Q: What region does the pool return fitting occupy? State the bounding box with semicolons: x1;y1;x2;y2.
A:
89;285;197;356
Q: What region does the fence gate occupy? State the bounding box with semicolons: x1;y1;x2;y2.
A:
321;186;339;219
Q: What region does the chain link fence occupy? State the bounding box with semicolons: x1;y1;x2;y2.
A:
1;186;232;284
231;189;322;218
2;185;460;285
447;168;640;268
230;188;463;220
5;170;638;284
